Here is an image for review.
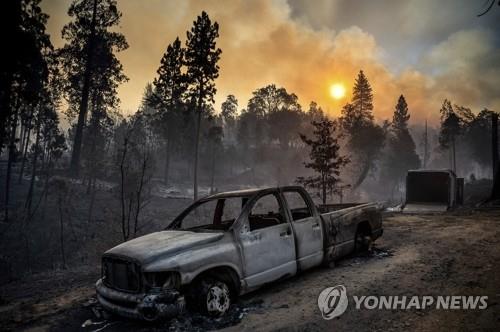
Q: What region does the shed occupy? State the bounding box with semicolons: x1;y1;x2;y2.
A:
402;169;463;213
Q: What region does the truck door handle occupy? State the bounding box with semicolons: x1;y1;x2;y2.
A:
280;228;291;237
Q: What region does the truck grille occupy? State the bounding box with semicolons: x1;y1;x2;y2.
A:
102;257;141;293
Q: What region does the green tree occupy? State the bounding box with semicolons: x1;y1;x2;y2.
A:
184;11;222;200
297;117;349;204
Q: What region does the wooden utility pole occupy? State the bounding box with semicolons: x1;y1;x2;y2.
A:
423;120;428;168
491;113;499;200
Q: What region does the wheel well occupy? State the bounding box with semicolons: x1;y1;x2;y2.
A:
356;220;372;236
189;266;241;295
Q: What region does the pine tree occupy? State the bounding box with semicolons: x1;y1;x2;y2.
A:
382;95;420;199
307;101;325;121
352;70;374;121
393;95;410;131
297;117;349;204
438;99;461;173
221;95;238;143
60;0;128;177
184;11;222;200
151;37;186;185
221;95;238;121
1;0;52;221
340;70;384;190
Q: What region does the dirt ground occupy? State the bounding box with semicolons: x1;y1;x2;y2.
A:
1;209;500;331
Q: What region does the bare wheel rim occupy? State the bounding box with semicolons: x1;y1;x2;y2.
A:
206;282;231;315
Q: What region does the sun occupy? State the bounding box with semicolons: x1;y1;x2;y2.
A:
330;83;346;100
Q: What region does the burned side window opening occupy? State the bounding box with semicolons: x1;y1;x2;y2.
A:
283;190;312;222
248;193;286;231
176;197;247;231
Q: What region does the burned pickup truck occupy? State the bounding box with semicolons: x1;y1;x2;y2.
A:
96;186;382;321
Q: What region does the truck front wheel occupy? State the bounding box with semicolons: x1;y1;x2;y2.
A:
187;277;232;317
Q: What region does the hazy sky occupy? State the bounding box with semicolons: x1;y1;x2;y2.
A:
41;0;500;124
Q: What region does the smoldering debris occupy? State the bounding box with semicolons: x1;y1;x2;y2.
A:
84;297;266;332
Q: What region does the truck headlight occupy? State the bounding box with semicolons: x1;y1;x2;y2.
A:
144;272;181;290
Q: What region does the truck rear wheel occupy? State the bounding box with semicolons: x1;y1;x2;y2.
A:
355;227;372;252
187;277;232;317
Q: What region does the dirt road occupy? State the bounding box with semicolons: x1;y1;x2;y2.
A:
2;209;500;331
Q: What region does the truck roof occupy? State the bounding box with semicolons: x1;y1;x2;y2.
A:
202;186;305;200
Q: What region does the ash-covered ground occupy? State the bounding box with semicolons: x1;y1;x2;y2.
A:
1;209;500;331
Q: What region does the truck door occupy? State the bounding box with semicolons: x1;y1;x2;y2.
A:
238;192;297;288
282;188;324;270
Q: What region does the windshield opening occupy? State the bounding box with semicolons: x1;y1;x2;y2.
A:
173;196;249;231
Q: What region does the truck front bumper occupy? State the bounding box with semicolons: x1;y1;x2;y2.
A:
95;279;184;321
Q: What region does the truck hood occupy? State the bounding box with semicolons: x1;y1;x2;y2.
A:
104;230;224;264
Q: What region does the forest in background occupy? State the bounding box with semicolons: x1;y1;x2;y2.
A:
0;0;498;281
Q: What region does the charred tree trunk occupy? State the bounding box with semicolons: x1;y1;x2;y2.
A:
69;0;97;178
58;194;66;269
4;102;19;221
120;137;129;241
25;125;41;213
452;136;457;174
193;108;202;201
18;119;32;184
210;142;216;194
133;155;148;238
321;172;326;205
164;133;171;186
351;158;371;190
0;72;13;155
87;180;96;226
40;154;52;222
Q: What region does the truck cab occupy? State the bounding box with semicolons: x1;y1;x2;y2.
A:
96;186;381;320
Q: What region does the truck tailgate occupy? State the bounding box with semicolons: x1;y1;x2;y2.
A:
320;202;382;262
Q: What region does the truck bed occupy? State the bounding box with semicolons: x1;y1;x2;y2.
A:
318;202;383;262
317;203;367;213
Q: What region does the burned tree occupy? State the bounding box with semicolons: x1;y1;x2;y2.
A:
114;114;155;241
